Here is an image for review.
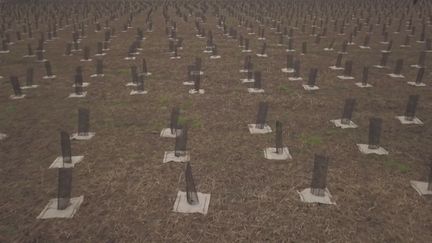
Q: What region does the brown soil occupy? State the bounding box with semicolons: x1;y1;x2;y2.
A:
1;1;432;242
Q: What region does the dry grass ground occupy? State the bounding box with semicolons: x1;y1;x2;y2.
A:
1;3;432;242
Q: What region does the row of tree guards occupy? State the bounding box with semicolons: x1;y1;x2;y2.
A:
1;0;431;218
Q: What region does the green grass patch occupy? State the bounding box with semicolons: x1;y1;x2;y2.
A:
150;120;165;131
110;101;129;107
178;116;202;128
5;104;16;114
325;128;344;136
181;98;193;110
278;84;294;94
158;95;170;107
301;134;323;146
383;159;410;173
116;68;130;76
0;104;16;126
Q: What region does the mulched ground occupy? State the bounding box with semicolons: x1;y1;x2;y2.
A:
1;1;432;242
